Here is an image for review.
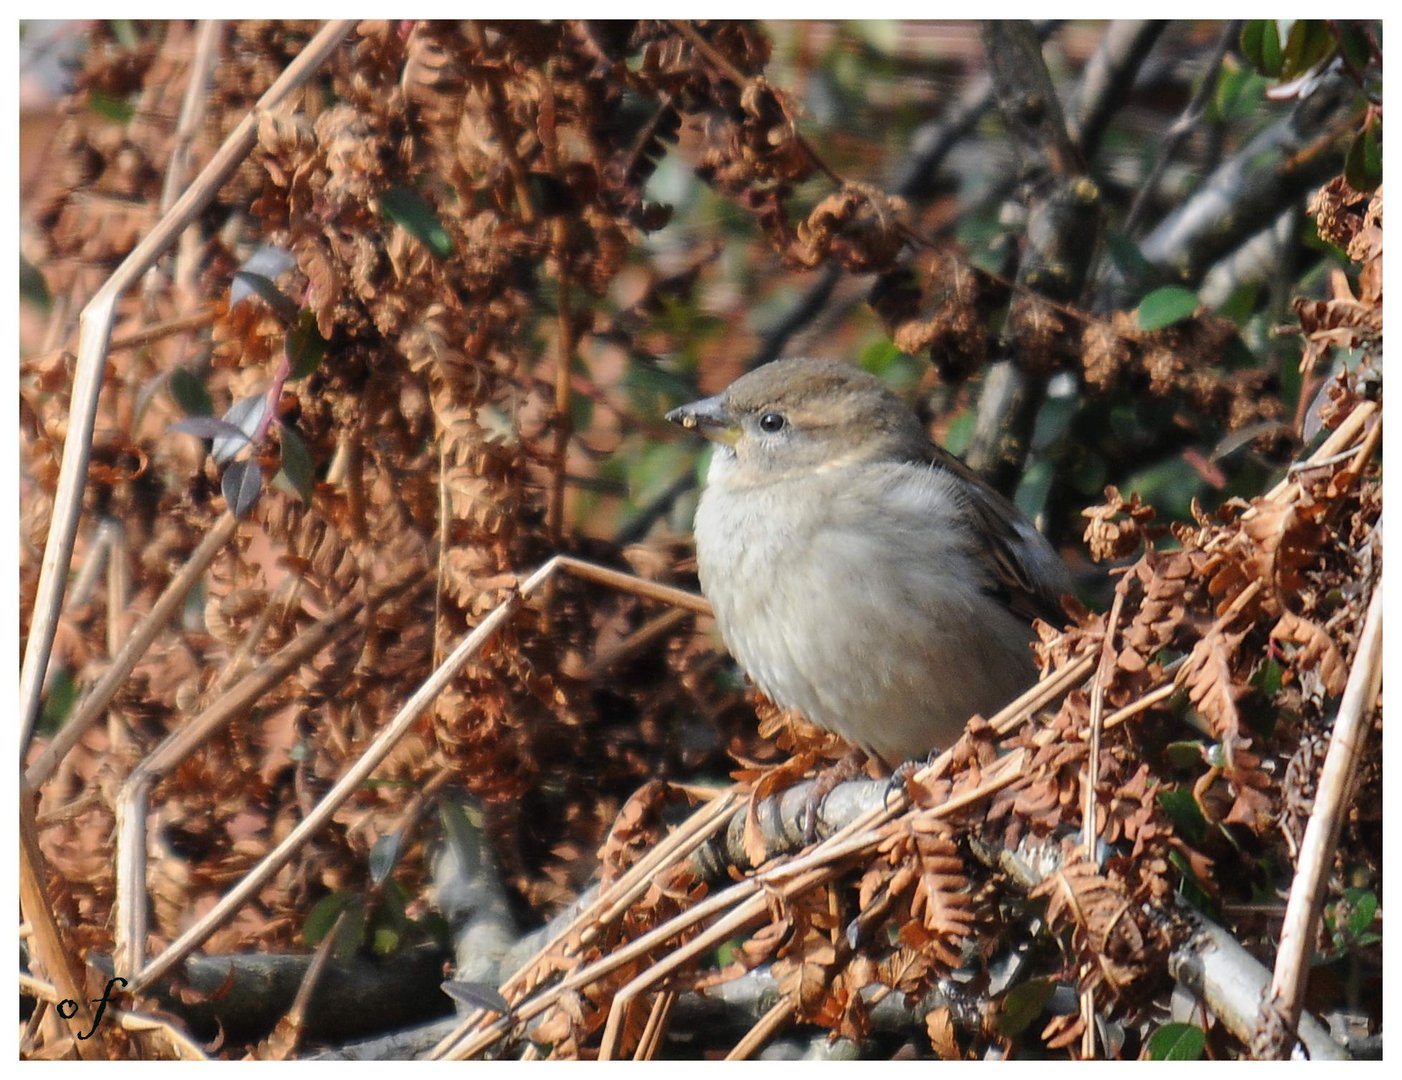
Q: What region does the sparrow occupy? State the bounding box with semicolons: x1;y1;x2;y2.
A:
667;357;1072;769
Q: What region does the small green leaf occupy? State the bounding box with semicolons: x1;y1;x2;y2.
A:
212;395;267;465
334;900;369;962
171;416;253;442
379;185;454;259
168;369;214;418
371;926;401;957
1013;457;1053;524
994;976;1056;1037
1147;1022;1206;1060
569;389;594;434
1344;888;1378;939
40;668;79;736
1280;20;1336;80
1103;231;1154;286
222;459;263;519
1137;286;1200;331
107;19;139;47
304;892;354;947
1158;787;1207;845
1251;657;1284;696
286;310;327;380
368;832;402;886
277;425;315;502
942;411;975;458
1164;741;1206;770
1344;125;1382;193
442;980;511;1015
87;88;135;122
624;359;696;403
1337;24;1373;73
1214;64;1269;123
20;255;51;310
1240;21;1284;77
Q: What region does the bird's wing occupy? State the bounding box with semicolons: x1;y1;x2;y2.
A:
922;442;1070;627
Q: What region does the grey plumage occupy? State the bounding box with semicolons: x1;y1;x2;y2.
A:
668;357;1071;768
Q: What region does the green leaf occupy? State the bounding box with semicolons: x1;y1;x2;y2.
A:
994;976;1056;1036
1344;125;1382;193
569;389;594;434
39;668;79;736
1167;849;1217;918
213;394;268;464
442;980;511;1015
171;416;253;443
1013;457;1053;524
1147;1022;1206;1061
286;310;327;380
277;425;315;502
1136;286;1199;331
439;799;487;868
623;359;696;404
942;411;975;458
1103;231;1154;288
87;88;135;122
1280;21;1336;80
1157;787;1207;845
1251;657;1284;696
379;185;454;259
20;255;51;310
371;926;401;957
1337;24;1373;73
368;832;402;886
1214;64;1269;123
334;900;369;962
380;877;410;924
168;368;214;417
304;892;354;947
108;19;139;47
1344;888;1378;939
222;459;263;519
1164;741;1206;770
1240;21;1284;77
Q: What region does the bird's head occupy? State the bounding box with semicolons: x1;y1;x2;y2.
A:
666;357;928;486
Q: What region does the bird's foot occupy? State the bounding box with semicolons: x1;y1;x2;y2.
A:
883;750;939;812
803;748;869;844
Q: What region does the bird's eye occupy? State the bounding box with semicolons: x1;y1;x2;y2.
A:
758;411;786;433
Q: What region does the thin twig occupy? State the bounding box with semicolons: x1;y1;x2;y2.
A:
26;511;240;788
549;229;577;545
632;990;677;1060
1122;21;1240;237
145;20;223;301
20;307;219;374
1079;584;1125;1059
112;583;390;978
1261;577;1382;1057
726;996;794;1060
19;776;109;1059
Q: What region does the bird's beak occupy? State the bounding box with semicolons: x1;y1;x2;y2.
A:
666;394;740;446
